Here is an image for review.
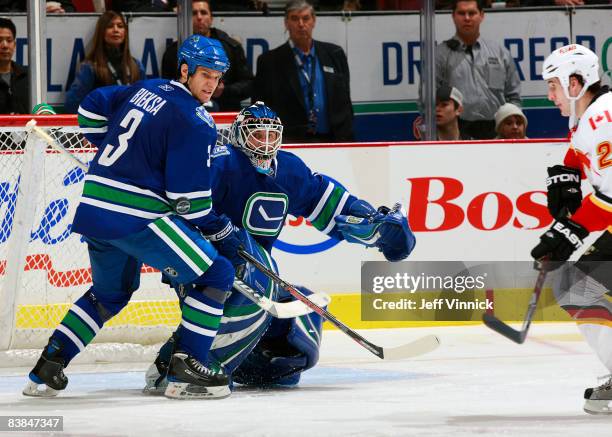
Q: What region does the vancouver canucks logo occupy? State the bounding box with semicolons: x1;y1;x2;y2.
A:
242;192;288;236
196;106;215;128
158;84;174;92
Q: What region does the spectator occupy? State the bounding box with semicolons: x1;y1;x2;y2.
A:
0;0;75;12
435;85;472;141
0;18;28;114
254;0;353;142
413;85;472;141
112;0;172;12
161;0;254;111
435;0;521;139
494;102;527;139
64;11;144;113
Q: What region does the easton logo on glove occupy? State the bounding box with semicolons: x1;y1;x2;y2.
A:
551;221;584;248
545;165;582;218
531;217;589;265
546;173;580;186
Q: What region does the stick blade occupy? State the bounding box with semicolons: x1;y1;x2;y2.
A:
482;313;525;344
382;335;440;360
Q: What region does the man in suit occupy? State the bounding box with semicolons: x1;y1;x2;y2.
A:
253;0;353;143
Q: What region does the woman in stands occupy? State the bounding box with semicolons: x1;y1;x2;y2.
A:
64;11;144;113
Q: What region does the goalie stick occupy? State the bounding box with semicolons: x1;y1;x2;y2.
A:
482;261;549;344
233;278;331;319
239;249;440;360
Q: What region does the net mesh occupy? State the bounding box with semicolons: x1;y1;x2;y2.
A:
0;119;230;356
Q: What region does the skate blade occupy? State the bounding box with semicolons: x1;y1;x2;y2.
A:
584;399;612;415
164;382;230;400
22;380;60;398
142;379;168;396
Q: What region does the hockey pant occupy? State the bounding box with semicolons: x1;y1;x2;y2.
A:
553;231;612;372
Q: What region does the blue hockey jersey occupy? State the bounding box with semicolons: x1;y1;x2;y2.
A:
72;79;227;239
209;144;357;252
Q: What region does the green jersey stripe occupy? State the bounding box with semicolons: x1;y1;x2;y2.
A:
78;114;107;128
310;185;346;231
189;197;213;212
83;181;171;213
152;219;212;273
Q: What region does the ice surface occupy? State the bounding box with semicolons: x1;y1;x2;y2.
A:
0;324;611;436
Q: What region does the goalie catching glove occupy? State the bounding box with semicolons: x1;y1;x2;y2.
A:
334;199;416;261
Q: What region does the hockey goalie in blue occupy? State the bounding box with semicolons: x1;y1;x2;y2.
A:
144;102;417;396
24;36;246;400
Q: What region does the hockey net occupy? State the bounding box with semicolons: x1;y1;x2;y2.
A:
0;114;236;365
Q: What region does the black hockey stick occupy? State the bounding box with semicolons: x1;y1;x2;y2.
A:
239;249;440;360
482;260;549;344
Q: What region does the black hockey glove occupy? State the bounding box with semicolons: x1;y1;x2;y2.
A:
546;165;582;218
531;218;589;269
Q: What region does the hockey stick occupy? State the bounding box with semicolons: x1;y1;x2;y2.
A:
482;260;549;344
26;119;88;171
239;249;440;360
233;278;331;319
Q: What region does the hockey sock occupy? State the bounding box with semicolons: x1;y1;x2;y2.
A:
176;287;226;364
50;289;128;365
50;293;103;364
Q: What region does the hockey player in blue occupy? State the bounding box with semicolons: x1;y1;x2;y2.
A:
145;102;416;393
24;35;244;400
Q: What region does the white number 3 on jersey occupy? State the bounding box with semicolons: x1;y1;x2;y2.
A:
98;109;144;167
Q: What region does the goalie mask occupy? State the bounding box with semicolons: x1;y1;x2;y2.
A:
231;102;283;175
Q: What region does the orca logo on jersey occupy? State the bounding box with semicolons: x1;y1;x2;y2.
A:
174;198;191;215
196;106;215;129
546;173;580;186
242;192;288;236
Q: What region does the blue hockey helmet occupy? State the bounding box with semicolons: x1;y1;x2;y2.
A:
177;35;230;76
231;101;283;175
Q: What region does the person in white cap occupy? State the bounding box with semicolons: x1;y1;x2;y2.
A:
494;103;527;139
414;84;471;141
529;43;612;415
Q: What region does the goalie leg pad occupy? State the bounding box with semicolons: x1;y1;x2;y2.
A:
232;286;325;387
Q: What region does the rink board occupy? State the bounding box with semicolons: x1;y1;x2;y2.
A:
2;138;595;331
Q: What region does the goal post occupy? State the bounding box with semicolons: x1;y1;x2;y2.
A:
0;113;236;358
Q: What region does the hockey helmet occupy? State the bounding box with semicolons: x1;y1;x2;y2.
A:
177;35;230;76
231;102;283;175
542;44;599;102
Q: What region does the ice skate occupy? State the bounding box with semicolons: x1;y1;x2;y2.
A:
23;339;68;397
584;375;612;415
164;352;230;400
